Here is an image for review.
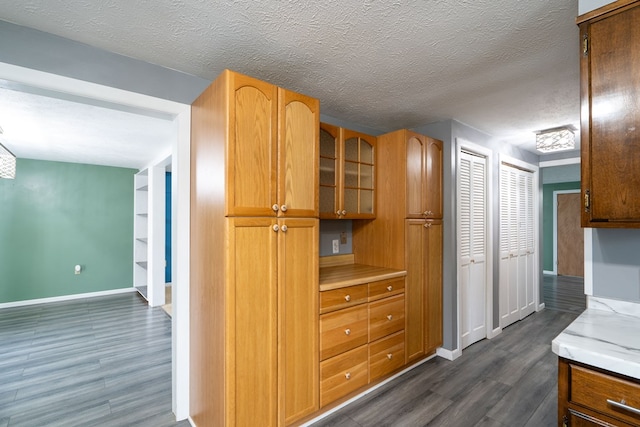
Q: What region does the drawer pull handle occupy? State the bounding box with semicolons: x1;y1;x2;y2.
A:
345;372;351;380
387;314;393;321
344;295;351;302
387;285;393;292
344;328;351;335
607;399;640;416
387;353;393;360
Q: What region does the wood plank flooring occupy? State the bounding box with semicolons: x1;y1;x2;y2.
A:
309;306;580;426
0;292;188;427
543;274;586;314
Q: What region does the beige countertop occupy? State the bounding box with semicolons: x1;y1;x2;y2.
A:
319;263;406;292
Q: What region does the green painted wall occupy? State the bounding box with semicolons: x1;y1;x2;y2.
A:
0;158;136;303
542;181;580;272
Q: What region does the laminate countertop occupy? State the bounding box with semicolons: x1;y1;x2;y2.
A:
319;263;406;292
552;297;640;380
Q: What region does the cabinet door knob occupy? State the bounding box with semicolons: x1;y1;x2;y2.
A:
272;204;279;212
345;372;351;380
424;222;431;228
423;211;429;216
387;353;393;360
387;314;393;321
336;210;341;216
280;204;287;212
386;285;393;292
272;224;279;232
344;328;351;335
341;210;347;216
344;295;351;302
281;224;288;232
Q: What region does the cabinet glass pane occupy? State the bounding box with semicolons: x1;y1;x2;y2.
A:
344;161;358;187
320;158;336;186
320;129;336;158
344;188;358;213
360;190;373;214
360;140;373;164
345;138;358;161
320;186;336;213
360;164;373;188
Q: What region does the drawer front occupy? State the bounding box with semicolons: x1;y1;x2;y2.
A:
320;345;368;407
369;331;405;382
369;294;405;342
320;305;368;360
368;278;405;302
320;284;368;314
571;364;640;426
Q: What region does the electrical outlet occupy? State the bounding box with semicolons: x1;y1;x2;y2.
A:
332;239;340;254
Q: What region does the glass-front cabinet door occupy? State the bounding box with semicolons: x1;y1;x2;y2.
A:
342;129;375;219
319;123;340;218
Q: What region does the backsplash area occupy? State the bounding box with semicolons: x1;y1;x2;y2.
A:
319;220;352;257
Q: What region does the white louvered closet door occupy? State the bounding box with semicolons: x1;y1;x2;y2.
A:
499;163;535;329
459;151;487;349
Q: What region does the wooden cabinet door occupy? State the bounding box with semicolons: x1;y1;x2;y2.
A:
342;129;376;219
405;219;426;362
580;4;640;227
425;138;443;219
319;123;341;219
278;89;319;218
425;220;443;352
278;218;319;425
406;132;443;219
227;72;278;217
406;131;427;219
228;217;278;426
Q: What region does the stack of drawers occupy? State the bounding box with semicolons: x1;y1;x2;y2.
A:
319;278;405;407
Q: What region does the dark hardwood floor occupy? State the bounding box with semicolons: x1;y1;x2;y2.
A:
0;292;188;427
543;274;586;314
309;276;585;427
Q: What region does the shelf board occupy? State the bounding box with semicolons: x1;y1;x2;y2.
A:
136;213;148;217
135;261;148;269
136;237;148;243
136;185;149;191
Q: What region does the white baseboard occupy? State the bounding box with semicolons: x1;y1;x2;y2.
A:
436;346;462;361
187;416;196;426
487;326;502;339
538;302;546;311
0;287;137;309
543;270;555;275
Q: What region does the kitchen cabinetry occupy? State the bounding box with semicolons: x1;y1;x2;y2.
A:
319;123;376;219
558;358;640;426
190;69;319;427
405;219;443;362
578;0;640;228
319;263;406;407
353;128;444;364
406;132;443;219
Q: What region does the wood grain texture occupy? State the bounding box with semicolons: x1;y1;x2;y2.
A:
426;220;443;352
581;2;640;227
369;331;405;382
278;89;319;218
319;264;406;291
0;293;188;427
368;278;405;302
320;284;368;315
320;346;368;407
557;193;584;277
278;218;319;425
368;294;405;342
320;305;369;361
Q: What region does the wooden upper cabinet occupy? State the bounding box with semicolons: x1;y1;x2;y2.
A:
406;131;443;219
578;1;640;227
319;124;376;219
226;71;319;217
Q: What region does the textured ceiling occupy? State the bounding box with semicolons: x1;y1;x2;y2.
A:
0;0;581;161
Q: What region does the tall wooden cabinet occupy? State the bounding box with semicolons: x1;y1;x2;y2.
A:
190;69;319;427
578;0;640;228
353;128;443;364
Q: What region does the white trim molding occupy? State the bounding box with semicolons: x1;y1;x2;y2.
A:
437;347;463;361
0;287;136;309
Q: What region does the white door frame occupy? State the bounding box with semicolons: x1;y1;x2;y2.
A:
551;189;580;276
456;139;496;356
0;62;191;420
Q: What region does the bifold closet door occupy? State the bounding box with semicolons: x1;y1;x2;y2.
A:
459;151;487;349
